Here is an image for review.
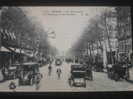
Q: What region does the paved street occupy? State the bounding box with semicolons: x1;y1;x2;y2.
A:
0;61;133;92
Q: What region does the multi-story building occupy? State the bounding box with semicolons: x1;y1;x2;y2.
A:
116;7;132;62
102;7;118;66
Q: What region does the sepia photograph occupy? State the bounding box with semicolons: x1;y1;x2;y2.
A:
0;6;132;92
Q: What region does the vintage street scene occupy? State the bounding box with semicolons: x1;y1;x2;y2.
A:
0;6;132;92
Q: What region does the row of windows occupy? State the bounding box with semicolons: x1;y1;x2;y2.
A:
118;38;132;52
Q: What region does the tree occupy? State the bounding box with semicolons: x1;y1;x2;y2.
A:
1;7;51;62
69;8;117;65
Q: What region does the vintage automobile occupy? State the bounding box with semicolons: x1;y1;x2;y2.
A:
107;62;130;81
68;64;87;87
18;62;43;86
65;58;74;63
3;64;19;80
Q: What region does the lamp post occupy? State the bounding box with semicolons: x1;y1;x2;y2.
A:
36;29;56;62
47;30;56;39
47;30;56;59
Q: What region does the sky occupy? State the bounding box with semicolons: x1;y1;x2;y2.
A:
21;6;111;54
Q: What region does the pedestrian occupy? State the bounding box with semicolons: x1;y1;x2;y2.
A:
48;65;52;76
9;81;16;92
56;68;62;79
0;68;4;82
35;73;42;90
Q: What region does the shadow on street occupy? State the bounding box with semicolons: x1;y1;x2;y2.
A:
126;79;133;84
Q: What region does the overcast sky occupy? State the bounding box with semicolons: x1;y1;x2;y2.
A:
21;6;111;54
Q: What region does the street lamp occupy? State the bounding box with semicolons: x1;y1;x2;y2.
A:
45;27;56;39
47;31;56;39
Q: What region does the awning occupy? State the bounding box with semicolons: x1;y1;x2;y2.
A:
0;46;11;52
15;49;25;54
9;47;34;57
8;48;25;54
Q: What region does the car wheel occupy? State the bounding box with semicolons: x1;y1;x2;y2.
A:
30;78;33;85
72;82;75;86
86;77;89;80
68;79;71;86
40;74;43;78
70;81;73;87
90;76;93;81
114;73;120;81
107;72;111;78
110;73;114;79
18;79;22;86
125;71;130;81
83;83;86;88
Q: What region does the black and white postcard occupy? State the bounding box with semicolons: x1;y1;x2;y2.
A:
0;6;132;92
